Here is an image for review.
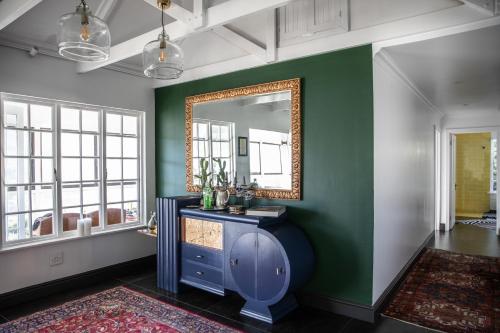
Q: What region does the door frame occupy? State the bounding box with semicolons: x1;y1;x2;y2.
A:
441;127;500;234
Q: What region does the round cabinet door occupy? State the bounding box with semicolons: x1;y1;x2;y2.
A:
229;232;257;299
256;233;287;301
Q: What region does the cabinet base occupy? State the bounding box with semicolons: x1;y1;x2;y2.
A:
240;294;298;324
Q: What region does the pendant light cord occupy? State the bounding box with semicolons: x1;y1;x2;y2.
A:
161;3;166;38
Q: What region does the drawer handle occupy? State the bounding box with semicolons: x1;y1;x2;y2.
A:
276;267;285;275
196;271;204;276
195;255;204;259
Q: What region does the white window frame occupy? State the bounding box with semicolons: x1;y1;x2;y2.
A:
192;118;235;185
0;93;145;248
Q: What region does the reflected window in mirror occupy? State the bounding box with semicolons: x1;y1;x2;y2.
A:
249;129;291;189
192;119;235;186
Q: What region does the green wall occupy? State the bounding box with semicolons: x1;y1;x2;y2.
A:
155;45;374;305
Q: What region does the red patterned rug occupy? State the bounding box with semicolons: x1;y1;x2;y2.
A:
384;248;500;333
0;286;242;333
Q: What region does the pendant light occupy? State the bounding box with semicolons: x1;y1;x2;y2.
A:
57;0;111;62
143;0;184;79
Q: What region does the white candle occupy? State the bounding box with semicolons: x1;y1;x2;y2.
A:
83;218;92;236
77;219;85;237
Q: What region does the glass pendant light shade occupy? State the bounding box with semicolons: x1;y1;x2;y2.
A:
57;1;110;62
143;33;184;79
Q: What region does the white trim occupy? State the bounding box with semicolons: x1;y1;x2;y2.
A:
0;92;147;248
441;126;500;234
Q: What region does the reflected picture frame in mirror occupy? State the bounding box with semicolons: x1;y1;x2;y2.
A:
185;78;301;200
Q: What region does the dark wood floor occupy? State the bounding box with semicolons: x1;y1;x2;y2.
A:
0;224;497;332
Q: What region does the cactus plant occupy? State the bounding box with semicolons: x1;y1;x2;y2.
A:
213;158;229;190
194;158;212;189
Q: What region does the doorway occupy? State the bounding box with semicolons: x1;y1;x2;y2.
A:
447;130;498;233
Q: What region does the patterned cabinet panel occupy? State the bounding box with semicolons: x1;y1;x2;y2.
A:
181;217;223;250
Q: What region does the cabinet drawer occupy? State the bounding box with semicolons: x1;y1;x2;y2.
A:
181;243;223;268
181;260;223;287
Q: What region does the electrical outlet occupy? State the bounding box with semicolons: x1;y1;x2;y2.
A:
49;252;64;266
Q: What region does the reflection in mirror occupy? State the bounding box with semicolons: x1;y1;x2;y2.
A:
186;79;301;200
192;91;292;190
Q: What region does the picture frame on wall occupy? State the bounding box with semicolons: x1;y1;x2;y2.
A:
238;136;248;156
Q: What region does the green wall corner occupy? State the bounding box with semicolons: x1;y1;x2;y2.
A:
155;44;374;305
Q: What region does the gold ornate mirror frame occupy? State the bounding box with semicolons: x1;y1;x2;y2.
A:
185;78;302;200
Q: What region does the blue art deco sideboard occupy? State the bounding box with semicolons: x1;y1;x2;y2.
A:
156;196;315;323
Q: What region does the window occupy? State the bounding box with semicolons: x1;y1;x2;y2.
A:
1;93;144;247
192;119;234;186
249;128;291;189
491;137;497;193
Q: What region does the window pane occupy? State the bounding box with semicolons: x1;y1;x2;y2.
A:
82;110;99;132
31;185;53;210
107;159;121;180
82;158;99;181
61;158;80;182
123;137;137;158
212;125;220;140
192;141;198;157
106;113;121;134
5;186;30;213
221;142;230;157
212;142;220;157
124;201;138;223
3;101;28;128
106;136;121;157
124;181;137;201
107;204;123;225
198;123;208;139
4;129;29;156
82;134;99;156
5;158;30;184
30;104;52;130
83;205;100;227
32;211;53;237
220;126;229;141
261;144;282;174
33;159;53;183
7;214;29;241
33;132;53;157
62;207;80;232
61;108;80;131
123;115;137;135
123;159;137;179
82;183;99;205
250;142;260;174
62;183;80;207
61;133;80;156
107;182;122;203
199;140;207;157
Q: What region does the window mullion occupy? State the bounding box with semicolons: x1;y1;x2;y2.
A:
55;104;63;238
101;110;107;229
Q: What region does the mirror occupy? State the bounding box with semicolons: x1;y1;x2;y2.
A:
185;78;301;200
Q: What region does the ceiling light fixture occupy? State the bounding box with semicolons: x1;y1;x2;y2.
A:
57;0;111;62
143;0;184;79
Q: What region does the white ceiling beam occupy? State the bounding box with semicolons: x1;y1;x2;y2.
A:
94;0;118;21
193;0;206;28
77;0;293;73
0;0;42;31
212;26;266;61
461;0;497;16
143;0;200;28
266;9;277;63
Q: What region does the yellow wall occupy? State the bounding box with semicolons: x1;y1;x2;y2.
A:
456;133;491;218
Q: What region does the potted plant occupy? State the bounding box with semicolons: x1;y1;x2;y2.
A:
195;158;214;209
213;158;230;208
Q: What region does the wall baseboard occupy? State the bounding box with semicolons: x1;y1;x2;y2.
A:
300;231;434;323
0;255;156;310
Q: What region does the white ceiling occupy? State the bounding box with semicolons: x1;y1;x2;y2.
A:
385;24;500;116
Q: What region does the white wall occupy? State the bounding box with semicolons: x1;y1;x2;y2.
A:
0;46;156;294
372;52;438;304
